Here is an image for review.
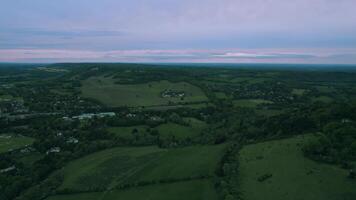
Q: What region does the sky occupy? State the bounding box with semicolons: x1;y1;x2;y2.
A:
1;0;356;64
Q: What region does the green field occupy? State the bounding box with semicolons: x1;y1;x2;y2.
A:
57;144;226;192
17;152;44;168
291;88;306;96
312;96;333;103
0;94;23;102
48;179;217;200
239;135;356;200
315;86;336;93
155;118;207;139
231;77;272;84
233;99;273;108
107;118;206;140
0;135;34;153
81;77;208;107
214;92;228;99
142;103;211;111
107;125;149;140
255;108;283;117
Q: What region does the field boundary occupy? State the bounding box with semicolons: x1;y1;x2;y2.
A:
56;175;212;195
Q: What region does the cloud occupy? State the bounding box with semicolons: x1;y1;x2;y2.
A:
1;0;356;51
216;52;316;59
1;0;356;63
0;28;125;38
1;48;356;64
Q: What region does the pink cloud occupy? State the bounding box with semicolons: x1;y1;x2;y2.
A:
1;48;356;64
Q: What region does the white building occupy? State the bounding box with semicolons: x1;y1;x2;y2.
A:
46;147;61;154
72;112;116;120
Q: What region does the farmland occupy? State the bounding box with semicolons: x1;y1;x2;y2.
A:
0;135;34;153
238;135;356;200
80;77;208;107
48;179;217;200
107;125;150;140
233;99;273;108
107;118;207;140
291;88;306;96
55;144;226;193
155;118;207;139
142;102;211;111
1;64;356;200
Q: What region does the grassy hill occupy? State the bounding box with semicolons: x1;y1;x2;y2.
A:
107;125;150;140
48;179;217;200
46;144;226;200
238;135;356;200
80;77;208;107
233;99;273;108
0;134;34;153
107;118;207;141
155;118;207;139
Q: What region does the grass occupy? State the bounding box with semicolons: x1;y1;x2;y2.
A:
0;94;13;100
233;99;273;108
143;102;212;111
57;144;226;192
312;96;333;103
155;118;207;139
81;77;208;107
291;89;306;96
214;92;228;99
255;109;283;117
48;179;218;200
231;77;271;84
0;94;23;102
315;86;336;93
107;125;149;140
107;118;207;140
17;152;44;167
239;135;356;200
0;134;34;153
50;89;72;95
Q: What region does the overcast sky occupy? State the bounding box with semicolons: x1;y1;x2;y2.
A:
1;0;356;63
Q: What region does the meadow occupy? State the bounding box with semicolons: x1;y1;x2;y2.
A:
0;94;23;102
291;88;306;96
312;96;334;103
142;102;211;111
107;125;149;140
238;135;356;200
107;118;207;140
48;179;217;200
80;77;208;107
56;144;226;192
0;134;34;153
155;118;207;139
233;99;273;108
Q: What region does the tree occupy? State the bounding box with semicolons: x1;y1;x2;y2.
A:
349;169;355;179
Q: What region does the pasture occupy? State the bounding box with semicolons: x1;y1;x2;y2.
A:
233;99;273;108
17;152;43;167
312;96;333;103
239;135;356;200
214;92;228;99
155;118;207;139
291;88;306;96
107;125;149;140
142;102;211;111
0;134;34;153
80;77;208;107
0;94;23;102
48;179;218;200
57;144;226;192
